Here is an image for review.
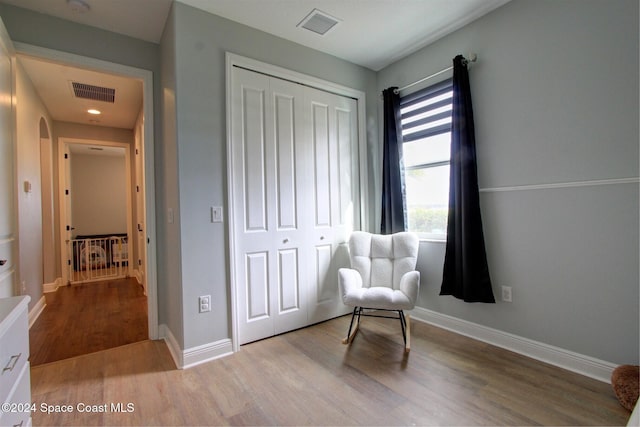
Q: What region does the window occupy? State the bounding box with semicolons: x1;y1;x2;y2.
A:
400;79;453;240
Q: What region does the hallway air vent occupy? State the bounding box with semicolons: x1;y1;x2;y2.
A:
71;82;115;103
297;9;340;36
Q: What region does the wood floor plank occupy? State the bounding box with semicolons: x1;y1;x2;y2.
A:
29;277;148;366
30;316;630;426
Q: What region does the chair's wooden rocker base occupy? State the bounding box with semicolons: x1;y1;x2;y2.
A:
342;307;411;353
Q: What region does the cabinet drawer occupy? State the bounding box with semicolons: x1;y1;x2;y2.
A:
0;361;31;427
0;309;28;403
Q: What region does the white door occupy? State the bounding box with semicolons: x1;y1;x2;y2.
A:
0;19;15;297
231;68;309;344
305;86;358;324
231;67;359;344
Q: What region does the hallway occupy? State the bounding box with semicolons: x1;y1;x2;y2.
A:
29;277;148;366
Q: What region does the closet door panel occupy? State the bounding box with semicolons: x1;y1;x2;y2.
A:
233;70;310;343
245;251;270;321
241;84;268;232
277;248;299;312
311;102;332;228
273;92;297;230
314;244;333;304
270;78;309;336
337;108;354;226
306;88;357;323
232;68;275;343
333;99;359;307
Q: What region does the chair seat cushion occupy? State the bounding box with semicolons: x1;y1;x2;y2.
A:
343;286;414;311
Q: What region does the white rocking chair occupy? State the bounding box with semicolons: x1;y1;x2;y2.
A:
338;231;420;352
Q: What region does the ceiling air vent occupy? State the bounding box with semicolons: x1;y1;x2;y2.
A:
297;9;340;36
71;82;115;103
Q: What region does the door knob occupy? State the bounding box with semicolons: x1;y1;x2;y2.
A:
0;260;6;266
320;236;325;240
283;238;289;243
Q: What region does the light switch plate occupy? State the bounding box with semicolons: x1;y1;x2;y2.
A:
211;206;223;223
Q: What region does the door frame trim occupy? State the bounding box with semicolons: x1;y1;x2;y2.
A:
0;18;18;298
225;52;368;351
13;42;159;340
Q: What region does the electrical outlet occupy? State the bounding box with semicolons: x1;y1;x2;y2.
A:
199;295;211;313
501;286;512;303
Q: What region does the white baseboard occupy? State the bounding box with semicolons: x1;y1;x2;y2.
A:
159;324;181;368
159;324;182;369
132;270;147;296
410;307;616;383
133;269;143;285
43;277;61;293
28;295;46;328
182;338;233;369
159;324;233;369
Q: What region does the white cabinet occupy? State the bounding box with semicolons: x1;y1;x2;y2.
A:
0;296;31;427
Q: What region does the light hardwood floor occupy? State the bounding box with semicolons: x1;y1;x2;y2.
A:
29;277;148;366
30;315;629;426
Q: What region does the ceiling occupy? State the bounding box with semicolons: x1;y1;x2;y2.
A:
3;0;511;129
19;55;143;129
0;0;172;44
2;0;510;71
178;0;509;71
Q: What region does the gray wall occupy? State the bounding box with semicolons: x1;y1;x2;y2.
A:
15;59;50;309
0;4;158;73
158;6;184;347
163;2;378;349
378;0;639;364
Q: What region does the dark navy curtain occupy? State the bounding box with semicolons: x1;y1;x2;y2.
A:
440;55;495;303
380;87;406;234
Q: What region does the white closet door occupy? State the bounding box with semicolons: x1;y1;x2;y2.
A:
0;20;15;298
231;66;360;344
231;68;308;344
304;86;358;324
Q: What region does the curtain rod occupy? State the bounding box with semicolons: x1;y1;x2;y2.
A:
393;53;477;94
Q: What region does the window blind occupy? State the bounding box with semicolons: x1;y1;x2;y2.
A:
400;78;453;143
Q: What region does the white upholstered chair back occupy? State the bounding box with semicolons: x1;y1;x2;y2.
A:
349;231;419;291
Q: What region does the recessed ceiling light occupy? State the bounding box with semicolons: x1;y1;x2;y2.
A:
87;109;101;115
